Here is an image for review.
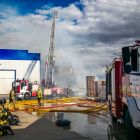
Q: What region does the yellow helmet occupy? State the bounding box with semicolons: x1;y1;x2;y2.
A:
3;120;7;124
38;87;40;90
0;131;3;136
0;121;3;125
4;112;7;116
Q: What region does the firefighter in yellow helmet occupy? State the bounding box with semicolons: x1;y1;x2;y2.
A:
67;85;70;98
9;88;18;110
36;87;43;107
0;100;14;135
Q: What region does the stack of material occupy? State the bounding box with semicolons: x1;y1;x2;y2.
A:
102;81;106;86
95;81;106;97
86;76;106;97
95;81;102;96
86;76;96;97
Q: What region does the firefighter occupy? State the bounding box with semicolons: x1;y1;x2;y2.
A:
0;99;6;110
67;85;70;98
9;88;18;110
0;104;14;135
36;87;43;107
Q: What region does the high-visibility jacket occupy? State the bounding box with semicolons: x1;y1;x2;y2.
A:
9;90;14;100
67;87;70;93
0;106;3;118
37;90;43;98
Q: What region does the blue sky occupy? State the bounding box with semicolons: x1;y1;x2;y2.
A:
0;0;82;16
0;0;140;85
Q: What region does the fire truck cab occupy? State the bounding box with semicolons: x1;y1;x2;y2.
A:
12;79;39;100
106;41;140;140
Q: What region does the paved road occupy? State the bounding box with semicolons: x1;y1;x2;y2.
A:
1;112;92;140
0;96;127;140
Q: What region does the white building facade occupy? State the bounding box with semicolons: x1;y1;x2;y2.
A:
0;49;41;95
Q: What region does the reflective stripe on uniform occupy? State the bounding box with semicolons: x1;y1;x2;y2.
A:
10;90;14;100
37;91;43;98
0;110;3;117
67;87;70;92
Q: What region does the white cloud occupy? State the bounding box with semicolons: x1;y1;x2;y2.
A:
0;12;7;18
0;0;140;87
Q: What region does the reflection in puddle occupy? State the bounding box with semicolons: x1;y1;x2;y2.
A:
24;102;113;140
19;97;127;140
43;112;110;140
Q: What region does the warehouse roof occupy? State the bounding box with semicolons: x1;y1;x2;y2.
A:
0;49;40;60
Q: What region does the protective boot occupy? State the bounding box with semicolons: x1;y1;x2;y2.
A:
15;107;19;110
9;132;14;135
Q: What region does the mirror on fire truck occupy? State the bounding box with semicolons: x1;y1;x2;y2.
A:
122;47;130;64
122;47;131;73
12;82;15;88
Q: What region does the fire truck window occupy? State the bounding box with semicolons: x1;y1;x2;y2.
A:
21;82;23;89
21;81;27;89
138;47;140;72
15;82;20;87
106;75;108;100
12;82;15;88
24;81;27;86
109;73;112;95
131;49;137;71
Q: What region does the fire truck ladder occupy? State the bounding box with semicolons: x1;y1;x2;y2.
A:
46;11;58;85
23;53;40;80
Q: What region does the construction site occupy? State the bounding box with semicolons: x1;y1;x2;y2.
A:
0;10;140;140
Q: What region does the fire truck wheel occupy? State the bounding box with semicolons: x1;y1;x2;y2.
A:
52;91;57;97
24;93;30;100
111;114;117;122
125;110;137;140
122;104;128;124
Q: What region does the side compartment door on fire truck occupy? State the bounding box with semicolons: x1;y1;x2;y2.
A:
106;72;112;100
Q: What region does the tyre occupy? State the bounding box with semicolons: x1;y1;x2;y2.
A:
24;92;30;100
125;110;136;140
52;91;57;97
122;104;128;124
111;114;117;122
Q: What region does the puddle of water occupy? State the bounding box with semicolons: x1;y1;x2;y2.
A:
24;101;127;140
43;112;110;140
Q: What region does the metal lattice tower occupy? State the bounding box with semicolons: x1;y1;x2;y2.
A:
23;53;40;80
46;11;58;85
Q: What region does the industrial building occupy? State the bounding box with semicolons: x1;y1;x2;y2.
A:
53;66;75;88
0;49;41;96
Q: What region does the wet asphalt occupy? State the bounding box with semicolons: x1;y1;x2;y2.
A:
1;95;127;140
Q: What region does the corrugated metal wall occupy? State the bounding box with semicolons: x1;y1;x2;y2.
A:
0;49;41;87
0;60;40;83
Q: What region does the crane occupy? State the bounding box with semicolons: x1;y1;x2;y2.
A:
45;11;58;86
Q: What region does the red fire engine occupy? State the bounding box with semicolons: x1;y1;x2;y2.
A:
106;40;140;140
13;79;39;100
41;79;62;97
